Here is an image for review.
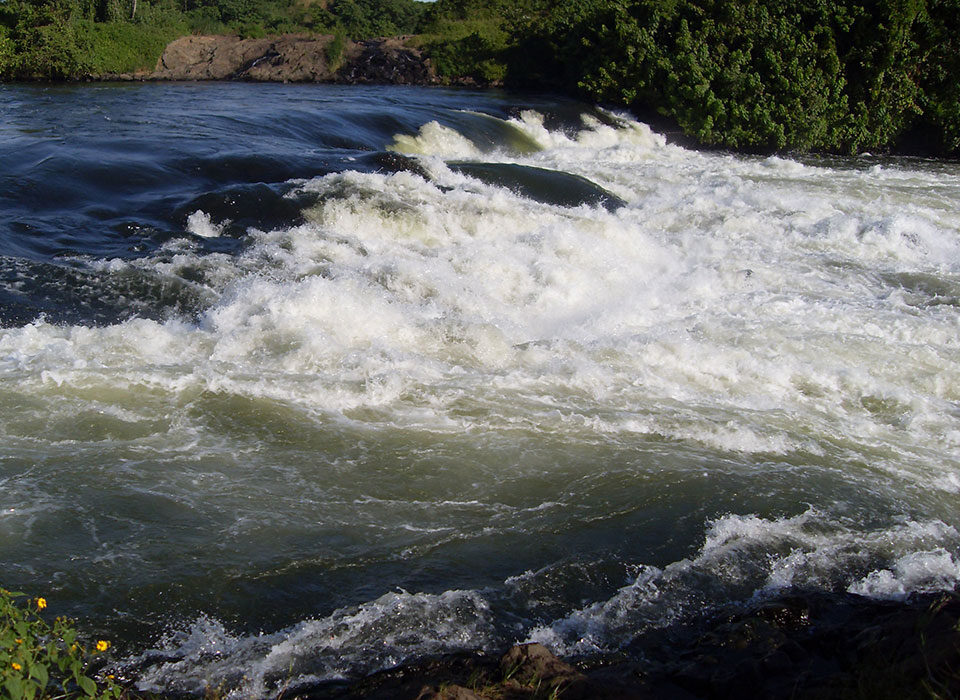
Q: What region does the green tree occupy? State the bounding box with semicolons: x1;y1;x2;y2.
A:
836;0;926;152
511;0;937;153
916;0;960;153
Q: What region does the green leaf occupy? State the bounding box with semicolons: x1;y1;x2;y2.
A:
4;676;23;699
78;674;97;696
30;662;48;689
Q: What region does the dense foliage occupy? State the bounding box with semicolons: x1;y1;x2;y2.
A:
1;0;958;155
421;0;960;155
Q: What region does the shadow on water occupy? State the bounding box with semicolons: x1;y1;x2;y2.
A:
0;256;216;326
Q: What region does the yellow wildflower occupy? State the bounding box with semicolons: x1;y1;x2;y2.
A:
14;639;22;644
95;640;110;652
11;662;21;671
36;597;47;610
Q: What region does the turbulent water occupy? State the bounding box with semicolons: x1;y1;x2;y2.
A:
1;82;959;697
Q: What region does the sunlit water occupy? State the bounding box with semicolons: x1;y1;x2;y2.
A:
1;82;959;697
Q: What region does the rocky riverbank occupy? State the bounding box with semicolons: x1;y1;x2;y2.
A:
297;590;960;700
105;34;436;85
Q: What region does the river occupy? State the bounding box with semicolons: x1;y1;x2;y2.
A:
1;81;958;697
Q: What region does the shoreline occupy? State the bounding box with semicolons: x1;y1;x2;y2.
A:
305;589;960;699
122;588;958;699
89;34;445;87
4;31;957;160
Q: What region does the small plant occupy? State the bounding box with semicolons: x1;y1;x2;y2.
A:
325;29;346;73
0;588;121;700
920;592;960;700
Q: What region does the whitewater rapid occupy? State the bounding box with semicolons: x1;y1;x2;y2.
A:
1;85;958;697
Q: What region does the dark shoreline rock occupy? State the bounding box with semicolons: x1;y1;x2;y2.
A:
294;589;960;700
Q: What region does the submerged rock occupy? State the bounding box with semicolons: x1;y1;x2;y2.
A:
449;162;627;211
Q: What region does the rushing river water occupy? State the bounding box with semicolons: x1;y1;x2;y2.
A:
1;82;959;696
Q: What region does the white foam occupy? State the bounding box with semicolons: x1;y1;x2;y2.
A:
526;512;960;655
4;131;960;478
525;565;668;655
186;210;224;238
848;549;960;599
127;590;495;698
389;120;483;158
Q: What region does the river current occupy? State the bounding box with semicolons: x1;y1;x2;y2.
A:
1;82;959;696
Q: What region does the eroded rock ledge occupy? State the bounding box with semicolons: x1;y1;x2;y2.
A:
141;34;434;84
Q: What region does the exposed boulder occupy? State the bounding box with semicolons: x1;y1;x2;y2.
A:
499;642;588;694
415;685;484;700
151;34;434;84
340;37;434;85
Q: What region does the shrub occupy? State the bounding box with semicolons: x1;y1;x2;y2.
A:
512;0;942;154
325;30;346;72
427;30;507;83
77;19;187;73
235;21;266;39
185;6;226;35
0;27;14;74
915;0;960;154
0;588;120;700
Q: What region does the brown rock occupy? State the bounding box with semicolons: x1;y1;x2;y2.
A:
415;684;484;700
499;643;591;697
150;33;434;84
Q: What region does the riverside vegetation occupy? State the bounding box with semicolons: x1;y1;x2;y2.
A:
1;0;959;156
0;588;119;700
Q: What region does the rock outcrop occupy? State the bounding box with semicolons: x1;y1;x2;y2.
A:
149;34;434;84
305;590;960;699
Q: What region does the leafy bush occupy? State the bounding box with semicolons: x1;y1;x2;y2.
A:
835;0;926;153
184;6;226;35
78;19;187;73
427;30;507;83
14;19;92;79
324;0;427;39
235;21;266;39
0;27;15;74
325;30;347;72
915;0;960;153
0;588;120;700
418;0;531;83
509;0;950;155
